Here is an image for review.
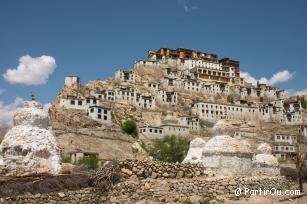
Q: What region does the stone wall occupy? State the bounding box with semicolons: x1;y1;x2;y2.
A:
0;175;291;204
0;188;101;204
105;176;290;203
119;159;211;179
0;160;292;204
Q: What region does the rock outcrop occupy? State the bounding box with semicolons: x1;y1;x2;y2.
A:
0;100;61;176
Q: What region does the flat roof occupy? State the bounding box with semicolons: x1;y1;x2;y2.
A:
139;125;163;129
89;105;111;109
193;100;258;109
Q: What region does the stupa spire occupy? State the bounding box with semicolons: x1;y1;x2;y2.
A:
31;92;36;101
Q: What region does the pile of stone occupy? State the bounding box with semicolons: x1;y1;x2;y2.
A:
119;159;211;179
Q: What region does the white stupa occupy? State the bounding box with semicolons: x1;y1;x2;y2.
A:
251;143;280;176
201;135;253;176
182;138;206;164
0;95;61;176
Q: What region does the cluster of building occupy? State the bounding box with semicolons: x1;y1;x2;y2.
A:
59;94;112;125
192;98;302;125
139;115;200;138
272;133;297;160
59;48;304;142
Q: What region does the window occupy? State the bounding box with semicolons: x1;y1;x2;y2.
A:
98;109;101;113
98;114;101;119
154;129;158;133
104;115;107;120
93;99;97;104
150;129;152;132
104;110;108;114
71;100;75;105
91;108;94;113
86;99;90;103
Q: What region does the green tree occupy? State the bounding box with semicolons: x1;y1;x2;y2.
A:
149;135;189;163
122;120;138;138
227;95;234;104
300;96;307;109
78;155;99;170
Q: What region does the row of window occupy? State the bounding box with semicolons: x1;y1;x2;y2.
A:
275;146;295;151
96;95;115;101
97;114;108;120
195;104;256;113
196;68;230;77
275;135;296;140
140;128;163;134
70;99;96;106
147;83;159;88
140;127;189;134
90;108;108;114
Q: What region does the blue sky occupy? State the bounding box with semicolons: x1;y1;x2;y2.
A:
0;0;307;124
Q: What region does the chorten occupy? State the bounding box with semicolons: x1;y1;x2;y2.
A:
0;95;61;176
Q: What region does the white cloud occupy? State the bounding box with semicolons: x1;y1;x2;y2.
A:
240;72;258;85
285;89;307;96
2;55;57;85
269;70;295;86
0;88;6;95
0;97;24;125
241;70;295;86
43;103;51;112
0;98;51;125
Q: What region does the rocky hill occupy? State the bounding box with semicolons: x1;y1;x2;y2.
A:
49;47;306;160
0;125;10;142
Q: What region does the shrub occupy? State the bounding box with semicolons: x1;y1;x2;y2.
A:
182;200;193;204
149;135;189;163
300;97;307;109
122;120;138;138
227;95;234;104
78;155;99;170
61;154;71;163
90;161;122;191
200;193;215;204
